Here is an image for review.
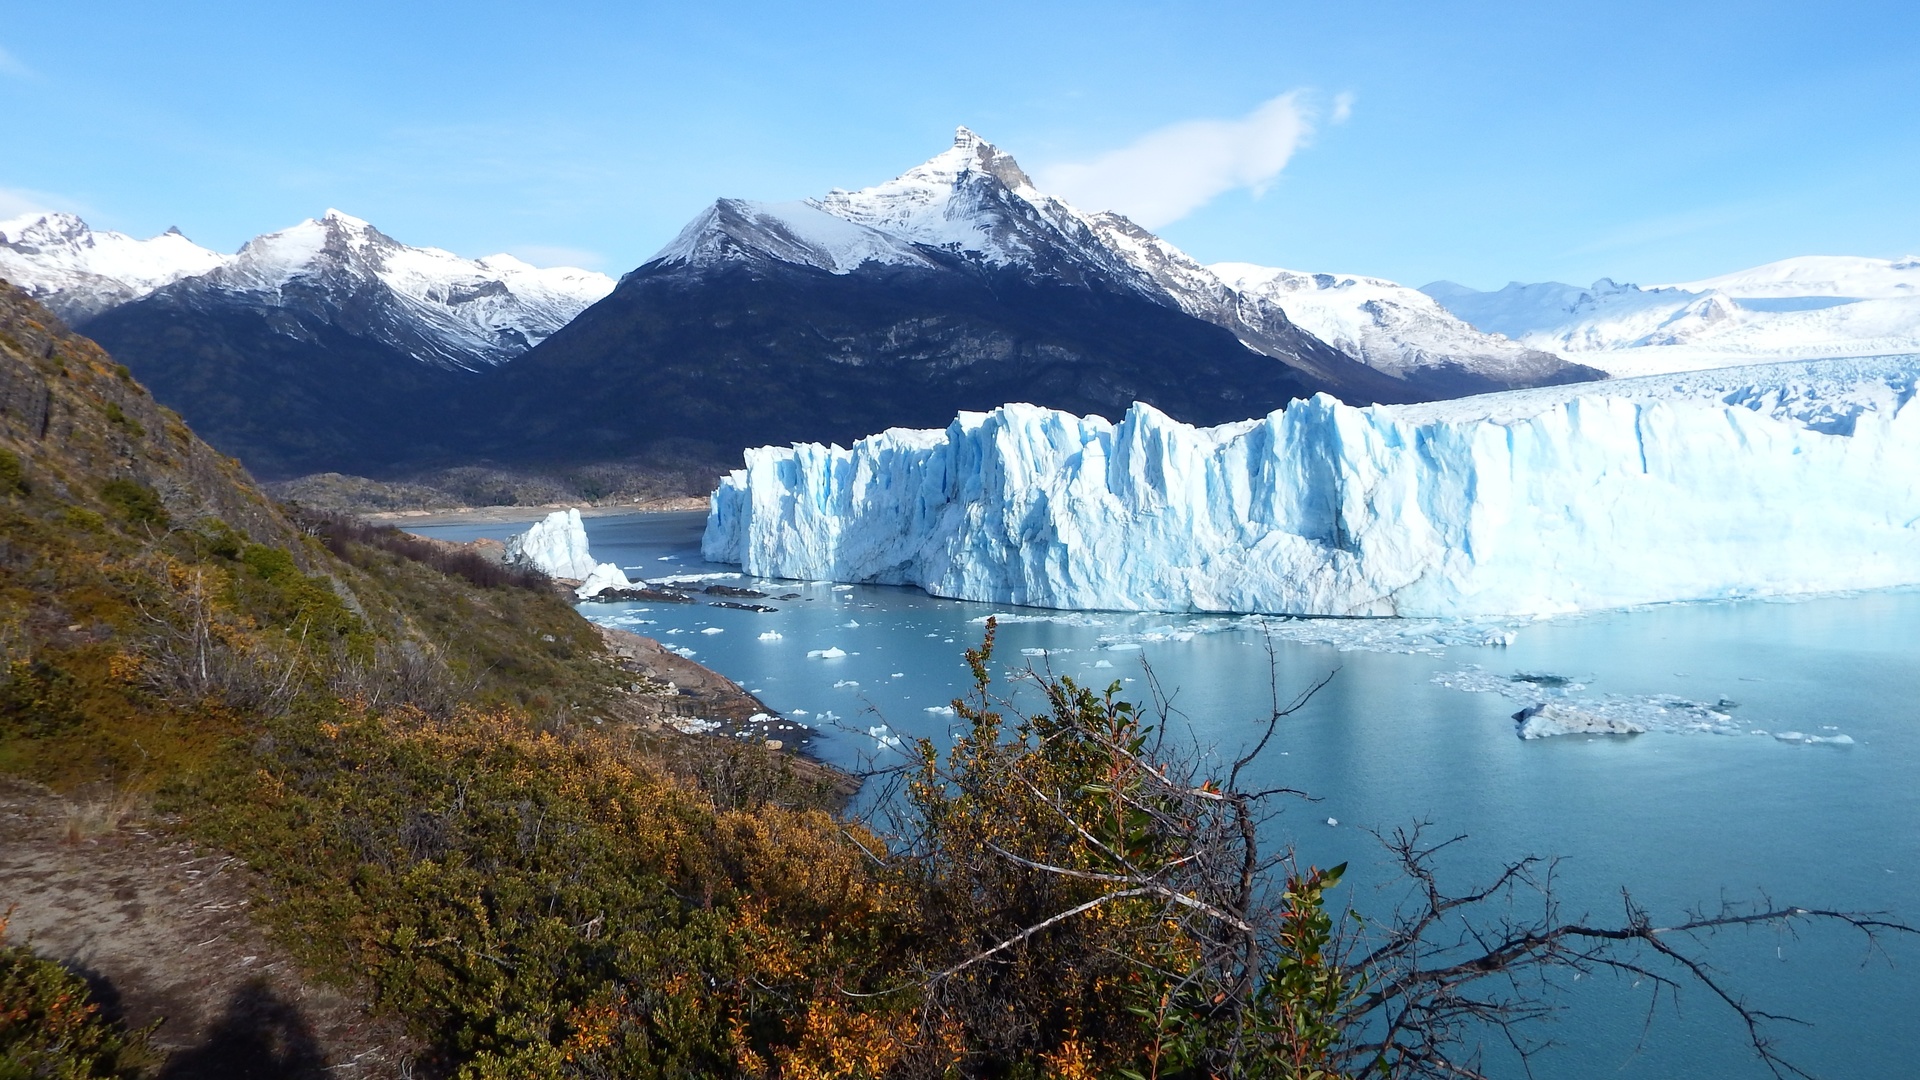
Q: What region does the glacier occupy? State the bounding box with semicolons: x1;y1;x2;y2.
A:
702;356;1920;618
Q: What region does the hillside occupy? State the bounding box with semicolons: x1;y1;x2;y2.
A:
0;282;875;1074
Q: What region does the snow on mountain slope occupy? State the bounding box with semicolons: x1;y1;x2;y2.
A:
703;354;1920;618
656;128;1163;290
0;212;229;322
1668;254;1920;298
197;210;614;368
1424;256;1920;378
650;128;1593;395
1211;263;1588;386
653;198;937;274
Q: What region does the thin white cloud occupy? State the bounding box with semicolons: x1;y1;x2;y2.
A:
1036;92;1322;229
0;44;33;79
502;244;608;270
1331;92;1355;126
0;186;76;221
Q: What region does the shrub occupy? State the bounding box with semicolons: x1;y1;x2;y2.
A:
99;479;167;529
0;914;162;1078
0;448;24;496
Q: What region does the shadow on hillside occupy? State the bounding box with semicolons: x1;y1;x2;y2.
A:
158;979;327;1080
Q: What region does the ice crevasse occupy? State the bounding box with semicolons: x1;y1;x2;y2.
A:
702;357;1920;618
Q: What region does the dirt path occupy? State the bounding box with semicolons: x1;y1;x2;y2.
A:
0;779;415;1078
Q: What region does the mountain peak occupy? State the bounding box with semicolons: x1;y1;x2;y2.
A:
1;211;94;248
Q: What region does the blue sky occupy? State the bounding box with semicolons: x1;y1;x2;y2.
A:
3;1;1915;288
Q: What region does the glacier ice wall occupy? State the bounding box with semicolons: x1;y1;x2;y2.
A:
503;508;600;580
702;357;1920;617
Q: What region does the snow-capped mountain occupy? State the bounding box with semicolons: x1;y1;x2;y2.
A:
1210;263;1601;391
0;212;229;322
1424;255;1920;378
67;210;615;478
646;127;1394;395
1;208;613;369
650;129;1595;397
134;209;613;370
481;128;1397;468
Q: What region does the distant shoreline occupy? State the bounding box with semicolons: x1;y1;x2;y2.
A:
364;498;709;528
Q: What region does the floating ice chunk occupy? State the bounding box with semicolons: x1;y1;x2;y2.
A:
1325;817;1339;827
807;647;848;659
1514;703;1647;739
843;619;862;628
505;509;599;580
1093;660;1114;669
924;705;956;715
891;672;905;678
669;646;696;658
1774;731;1856;745
833;680;860;689
700;627;724;635
574;561;637;599
868;724;902;749
758;631;783;641
748;712;771;723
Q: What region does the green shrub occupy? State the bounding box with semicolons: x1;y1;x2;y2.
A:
60;507;105;534
0;448;24;496
99;479;167;529
0;659;88;737
0;925;162;1078
237;543;365;647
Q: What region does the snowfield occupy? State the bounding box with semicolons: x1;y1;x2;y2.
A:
703;355;1920;618
1425;255;1920;377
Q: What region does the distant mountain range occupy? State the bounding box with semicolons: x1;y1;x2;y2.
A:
7;129;1907;483
1423;256;1920;378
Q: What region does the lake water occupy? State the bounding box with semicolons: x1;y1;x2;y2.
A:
414;510;1920;1078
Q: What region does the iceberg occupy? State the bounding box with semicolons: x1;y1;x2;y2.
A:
703;356;1920;618
504;509;599;580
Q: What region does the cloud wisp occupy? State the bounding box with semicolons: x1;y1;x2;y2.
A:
0;44;33;79
1036;92;1338;229
0;186;79;222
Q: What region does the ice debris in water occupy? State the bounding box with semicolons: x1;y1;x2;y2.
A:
868;724;903;750
1438;665;1845;741
1773;731;1857;746
1513;703;1647;739
700;627;724;635
758;631;783;641
704;359;1920;617
807;646;847;659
